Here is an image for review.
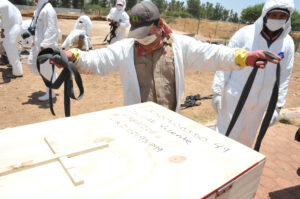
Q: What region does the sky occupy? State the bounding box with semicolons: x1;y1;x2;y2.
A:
200;0;300;15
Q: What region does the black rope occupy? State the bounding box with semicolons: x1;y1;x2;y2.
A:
36;48;84;117
225;51;280;151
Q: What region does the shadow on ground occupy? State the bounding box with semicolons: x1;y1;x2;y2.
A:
22;91;58;109
269;185;300;199
0;66;12;84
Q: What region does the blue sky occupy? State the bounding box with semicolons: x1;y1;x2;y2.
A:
200;0;300;15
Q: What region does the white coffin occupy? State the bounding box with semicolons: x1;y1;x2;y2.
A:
0;102;265;199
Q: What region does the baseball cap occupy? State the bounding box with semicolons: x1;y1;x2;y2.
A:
128;1;160;39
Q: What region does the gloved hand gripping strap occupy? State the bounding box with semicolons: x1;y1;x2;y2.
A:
36;48;84;117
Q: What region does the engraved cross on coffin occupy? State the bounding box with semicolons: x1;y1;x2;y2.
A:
0;136;109;186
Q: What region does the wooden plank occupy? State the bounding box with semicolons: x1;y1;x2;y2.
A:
0;141;108;177
44;137;84;186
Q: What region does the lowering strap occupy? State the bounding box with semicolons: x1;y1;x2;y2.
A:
225;51;280;151
295;127;300;142
36;48;84;117
103;21;118;44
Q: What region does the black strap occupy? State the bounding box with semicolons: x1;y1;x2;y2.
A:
295;127;300;142
253;63;280;151
103;21;118;44
225;51;280;151
36;48;84;117
29;2;50;31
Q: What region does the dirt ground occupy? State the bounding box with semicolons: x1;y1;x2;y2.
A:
0;18;300;130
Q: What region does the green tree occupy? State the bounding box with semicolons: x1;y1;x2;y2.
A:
100;0;107;8
10;0;27;4
152;0;168;13
126;0;137;10
59;0;72;8
49;0;57;7
168;0;184;12
212;3;225;20
187;0;201;18
228;10;239;23
91;0;99;4
72;0;84;8
291;10;300;31
240;3;263;24
203;2;214;19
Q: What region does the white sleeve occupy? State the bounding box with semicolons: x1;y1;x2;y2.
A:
211;71;232;95
74;19;80;29
106;8;114;21
119;12;129;29
61;37;69;48
75;40;129;75
85;23;91;36
178;34;240;72
84;36;89;51
277;38;295;108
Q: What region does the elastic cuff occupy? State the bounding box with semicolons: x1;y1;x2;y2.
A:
69;48;80;63
235;49;249;67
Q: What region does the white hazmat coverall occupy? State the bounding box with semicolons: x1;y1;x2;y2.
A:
211;0;295;147
20;19;33;52
74;15;92;36
62;29;90;51
0;0;23;76
74;33;244;112
106;0;130;44
27;0;60;99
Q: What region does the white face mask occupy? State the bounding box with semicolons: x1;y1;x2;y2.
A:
266;19;286;31
117;5;123;11
135;34;157;45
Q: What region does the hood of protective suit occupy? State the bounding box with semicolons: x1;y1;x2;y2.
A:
36;0;49;14
255;0;294;38
116;0;126;11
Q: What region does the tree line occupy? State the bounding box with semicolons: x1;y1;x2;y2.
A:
9;0;300;31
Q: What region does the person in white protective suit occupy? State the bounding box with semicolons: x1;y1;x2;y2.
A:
0;0;23;78
20;19;33;55
74;15;92;36
106;0;130;44
51;1;280;113
211;0;295;148
74;15;92;50
62;29;91;51
27;0;60;101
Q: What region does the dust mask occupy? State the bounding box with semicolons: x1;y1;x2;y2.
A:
135;34;157;45
117;5;123;11
266;19;286;31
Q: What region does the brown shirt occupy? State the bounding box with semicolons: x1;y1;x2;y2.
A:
134;38;177;111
